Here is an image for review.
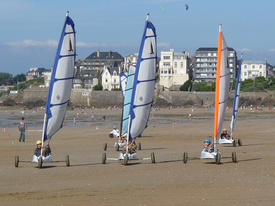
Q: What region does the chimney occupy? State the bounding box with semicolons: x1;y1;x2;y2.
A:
109;50;111;58
97;50;100;58
265;58;267;64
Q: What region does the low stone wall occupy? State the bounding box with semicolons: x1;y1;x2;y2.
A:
19;87;275;108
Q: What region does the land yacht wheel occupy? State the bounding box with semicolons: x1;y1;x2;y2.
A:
103;143;107;151
233;140;236;147
238;139;242;146
65;155;70;166
151;152;155;164
109;133;114;138
232;152;237;163
183;152;188;164
102;153;106;164
38;156;43;169
138;142;141;150
216;153;221;164
116;143;119;151
15;156;19;167
124;154;128;166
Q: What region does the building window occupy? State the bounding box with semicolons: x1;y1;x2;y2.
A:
208;53;211;56
161;69;163;74
213;53;217;56
114;79;116;83
244;72;247;76
163;56;170;60
244;65;247;69
252;65;255;69
259;65;262;69
174;70;177;74
164;69;168;74
164;76;167;80
169;76;172;80
163;62;170;66
260;72;262;76
168;69;171;74
105;79;108;82
174;62;177;68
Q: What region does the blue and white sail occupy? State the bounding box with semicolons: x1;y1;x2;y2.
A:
128;14;157;141
229;55;243;136
121;66;135;136
42;12;76;143
120;73;127;100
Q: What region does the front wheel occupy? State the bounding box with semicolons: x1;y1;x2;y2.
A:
116;143;119;151
15;156;19;167
138;142;141;150
38;156;43;169
183;152;188;163
124;154;128;166
233;140;236;147
65;155;70;166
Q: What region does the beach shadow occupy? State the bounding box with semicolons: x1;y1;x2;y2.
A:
237;158;262;162
37;165;57;169
64;163;103;167
140;148;166;151
155;159;183;164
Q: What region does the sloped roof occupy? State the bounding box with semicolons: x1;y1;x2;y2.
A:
196;47;235;52
107;67;119;75
85;50;123;60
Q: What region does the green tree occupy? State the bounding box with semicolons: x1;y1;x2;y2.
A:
93;83;103;90
0;72;14;85
180;79;192;91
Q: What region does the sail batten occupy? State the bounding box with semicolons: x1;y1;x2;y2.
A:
43;13;76;142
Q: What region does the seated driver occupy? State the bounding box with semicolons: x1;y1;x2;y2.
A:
203;139;214;153
220;129;230;140
111;126;119;137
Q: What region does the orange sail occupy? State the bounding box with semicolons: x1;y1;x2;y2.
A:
214;24;230;151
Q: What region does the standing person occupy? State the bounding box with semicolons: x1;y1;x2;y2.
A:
103;115;106;125
18;117;27;142
91;115;94;124
73;116;76;126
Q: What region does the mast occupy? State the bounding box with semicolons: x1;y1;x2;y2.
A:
214;24;222;152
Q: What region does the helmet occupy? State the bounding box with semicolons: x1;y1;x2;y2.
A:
113;126;116;129
36;140;42;145
204;139;211;144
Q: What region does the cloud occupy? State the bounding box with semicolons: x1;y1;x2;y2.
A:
3;40;58;47
268;49;275;52
240;48;251;52
158;42;171;48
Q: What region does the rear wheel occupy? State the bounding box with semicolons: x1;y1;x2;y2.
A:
109;133;114;138
15;156;19;167
233;140;236;147
138;142;141;150
215;153;221;164
151;152;155;164
124;154;128;165
102;153;106;164
65;155;70;166
238;139;242;146
116;143;119;151
232;152;237;163
103;143;107;151
38;156;43;169
183;152;188;163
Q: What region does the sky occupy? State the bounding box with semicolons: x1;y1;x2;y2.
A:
1;0;275;76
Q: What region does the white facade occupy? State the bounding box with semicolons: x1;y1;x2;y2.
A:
44;71;52;87
102;66;121;91
241;60;267;81
159;49;189;88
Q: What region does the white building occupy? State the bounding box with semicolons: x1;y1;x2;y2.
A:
241;60;267;81
124;54;138;72
102;66;121;91
159;49;189;89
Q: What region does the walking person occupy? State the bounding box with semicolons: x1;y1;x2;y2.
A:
103;115;106;125
18;117;27;142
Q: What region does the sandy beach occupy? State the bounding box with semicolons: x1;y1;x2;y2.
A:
0;107;275;206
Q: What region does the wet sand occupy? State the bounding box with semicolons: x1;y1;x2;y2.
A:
0;108;275;205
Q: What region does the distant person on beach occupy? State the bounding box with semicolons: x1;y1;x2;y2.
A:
18;117;27;142
73;116;76;126
91;115;94;124
103;115;106;125
203;139;214;153
220;129;230;140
